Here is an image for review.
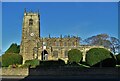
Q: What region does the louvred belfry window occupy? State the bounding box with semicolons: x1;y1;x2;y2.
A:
29;19;33;26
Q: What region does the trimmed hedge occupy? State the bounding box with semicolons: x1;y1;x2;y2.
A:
86;48;116;67
68;49;83;63
39;59;65;67
116;53;120;65
0;56;1;62
2;53;23;67
5;43;20;53
25;59;39;68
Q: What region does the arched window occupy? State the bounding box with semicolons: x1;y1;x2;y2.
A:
33;47;38;59
64;42;67;46
29;19;33;26
71;42;75;46
68;42;71;46
53;50;58;58
64;50;68;58
56;41;60;46
37;42;41;48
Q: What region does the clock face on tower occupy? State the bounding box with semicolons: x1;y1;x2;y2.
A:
30;33;34;36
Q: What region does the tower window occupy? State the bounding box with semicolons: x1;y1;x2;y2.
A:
29;19;33;26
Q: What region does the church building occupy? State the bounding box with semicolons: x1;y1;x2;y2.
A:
20;10;104;64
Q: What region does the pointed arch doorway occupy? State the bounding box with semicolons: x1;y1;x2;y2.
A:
41;50;48;60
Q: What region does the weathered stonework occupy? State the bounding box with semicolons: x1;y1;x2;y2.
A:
20;11;104;64
1;68;28;76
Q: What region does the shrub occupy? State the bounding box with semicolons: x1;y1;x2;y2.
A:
5;43;20;53
24;59;39;68
68;49;83;63
0;56;1;62
116;53;120;65
67;62;80;66
2;53;23;67
39;59;65;67
86;48;116;67
58;59;65;66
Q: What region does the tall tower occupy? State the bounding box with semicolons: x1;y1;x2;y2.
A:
20;10;40;64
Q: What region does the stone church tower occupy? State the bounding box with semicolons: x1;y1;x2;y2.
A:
20;11;40;64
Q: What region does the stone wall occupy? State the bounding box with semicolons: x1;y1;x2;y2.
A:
1;67;119;79
1;68;28;76
29;67;119;78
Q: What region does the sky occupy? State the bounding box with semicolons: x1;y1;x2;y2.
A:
1;0;120;2
2;2;118;53
0;2;2;54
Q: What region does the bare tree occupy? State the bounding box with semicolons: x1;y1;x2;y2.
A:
109;37;120;54
84;34;110;47
84;34;120;54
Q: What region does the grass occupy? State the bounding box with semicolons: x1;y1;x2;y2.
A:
116;65;120;68
78;63;90;68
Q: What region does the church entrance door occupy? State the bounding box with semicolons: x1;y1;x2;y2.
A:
41;50;48;60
